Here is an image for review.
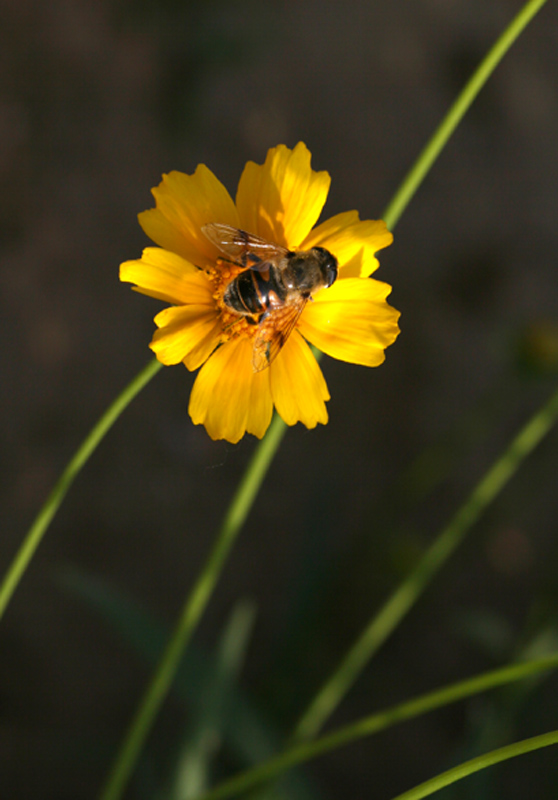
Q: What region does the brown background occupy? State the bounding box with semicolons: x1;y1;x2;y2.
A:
2;1;558;798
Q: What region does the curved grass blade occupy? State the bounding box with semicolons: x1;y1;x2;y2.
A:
62;570;319;799
382;0;549;229
193;655;558;800
389;730;558;800
99;414;288;800
292;382;558;741
0;358;162;621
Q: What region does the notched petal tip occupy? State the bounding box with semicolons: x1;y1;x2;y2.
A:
189;339;273;443
120;247;217;309
139;166;239;266
299;277;401;367
236;142;331;249
270;333;330;429
150;304;222;369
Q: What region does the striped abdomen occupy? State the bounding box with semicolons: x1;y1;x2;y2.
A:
223;266;288;317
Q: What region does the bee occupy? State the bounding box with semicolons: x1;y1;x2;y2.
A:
202;222;338;372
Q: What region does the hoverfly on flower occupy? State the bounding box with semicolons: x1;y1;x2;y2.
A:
120;143;400;443
202;222;339;373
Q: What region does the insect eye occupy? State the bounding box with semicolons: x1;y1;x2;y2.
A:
325;258;338;287
313;247;338;287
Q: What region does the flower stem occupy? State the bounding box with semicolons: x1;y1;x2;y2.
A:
291;383;558;742
390;730;558;800
194;654;558;800
382;0;549;230
99;413;287;800
0;358;163;621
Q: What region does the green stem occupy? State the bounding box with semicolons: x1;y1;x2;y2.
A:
382;0;549;230
390;730;558;800
292;383;558;742
99;413;287;800
194;654;558;800
0;358;163;621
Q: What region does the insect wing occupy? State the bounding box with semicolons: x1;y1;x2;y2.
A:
252;295;308;372
202;223;288;270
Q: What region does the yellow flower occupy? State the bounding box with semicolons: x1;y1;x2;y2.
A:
120;143;400;443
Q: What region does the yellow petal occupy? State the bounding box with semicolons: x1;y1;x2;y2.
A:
139;166;240;267
236;142;330;249
120;247;209;305
189;338;273;443
302;212;393;278
246;369;274;439
150;305;221;369
269;331;329;428
298;278;400;366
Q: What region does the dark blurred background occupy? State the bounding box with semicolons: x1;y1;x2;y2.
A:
2;1;558;798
